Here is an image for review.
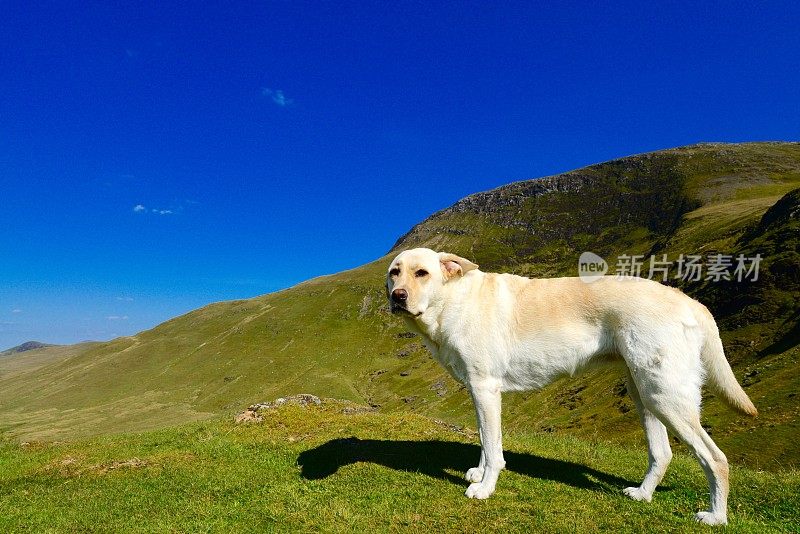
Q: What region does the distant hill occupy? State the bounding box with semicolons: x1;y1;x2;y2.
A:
1;142;798;470
0;341;53;356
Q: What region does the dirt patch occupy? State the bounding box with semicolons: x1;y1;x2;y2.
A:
341;404;379;415
48;455;148;477
89;457;147;474
432;419;477;438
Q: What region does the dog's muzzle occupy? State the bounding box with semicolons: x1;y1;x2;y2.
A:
390;288;418;315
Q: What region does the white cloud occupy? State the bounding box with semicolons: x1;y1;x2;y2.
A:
12;309;22;314
261;87;293;107
116;297;134;302
106;315;129;321
134;204;174;215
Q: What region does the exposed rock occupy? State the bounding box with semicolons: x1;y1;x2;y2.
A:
396;343;422;358
234;394;323;423
430;379;448;397
555;383;587;410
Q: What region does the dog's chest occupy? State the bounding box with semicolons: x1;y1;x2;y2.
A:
413;327;470;384
432;346;470;384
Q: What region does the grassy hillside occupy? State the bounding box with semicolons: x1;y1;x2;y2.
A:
0;343;97;380
1;400;797;532
1;142;798;471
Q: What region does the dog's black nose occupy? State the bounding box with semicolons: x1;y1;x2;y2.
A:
392;288;408;303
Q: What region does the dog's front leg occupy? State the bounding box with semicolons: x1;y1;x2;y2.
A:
465;446;485;483
465;379;505;499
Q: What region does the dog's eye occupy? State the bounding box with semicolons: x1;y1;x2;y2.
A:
389;268;400;277
415;269;429;278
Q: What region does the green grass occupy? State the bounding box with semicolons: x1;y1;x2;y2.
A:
1;401;797;533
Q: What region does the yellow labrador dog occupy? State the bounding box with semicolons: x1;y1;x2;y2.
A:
386;248;756;526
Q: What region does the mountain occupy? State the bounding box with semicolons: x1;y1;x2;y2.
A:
0;341;53;356
1;142;798;470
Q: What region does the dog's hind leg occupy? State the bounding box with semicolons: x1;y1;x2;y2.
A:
465;379;505;499
622;370;672;503
632;371;730;526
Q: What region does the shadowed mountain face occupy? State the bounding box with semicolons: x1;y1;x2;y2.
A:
690;185;800;357
392;151;699;271
1;142;798;470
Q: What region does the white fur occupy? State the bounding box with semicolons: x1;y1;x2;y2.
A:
386;248;757;526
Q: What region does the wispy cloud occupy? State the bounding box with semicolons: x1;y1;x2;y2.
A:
116;297;134;302
12;309;22;314
106;315;129;321
261;87;294;107
133;204;174;215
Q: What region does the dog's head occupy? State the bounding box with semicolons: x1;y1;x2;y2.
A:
386;248;478;317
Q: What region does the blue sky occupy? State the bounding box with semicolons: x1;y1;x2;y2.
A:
1;1;799;349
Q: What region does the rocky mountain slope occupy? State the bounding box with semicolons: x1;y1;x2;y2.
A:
1;142;798;470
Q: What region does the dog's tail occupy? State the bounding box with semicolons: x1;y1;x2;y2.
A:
696;304;758;417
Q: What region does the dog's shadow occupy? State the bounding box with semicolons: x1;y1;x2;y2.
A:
298;438;636;492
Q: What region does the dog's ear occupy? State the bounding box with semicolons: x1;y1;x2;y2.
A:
439;252;479;280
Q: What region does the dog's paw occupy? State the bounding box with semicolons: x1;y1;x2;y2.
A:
694;511;727;526
465;482;494;500
465;467;484;483
623;486;652;502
